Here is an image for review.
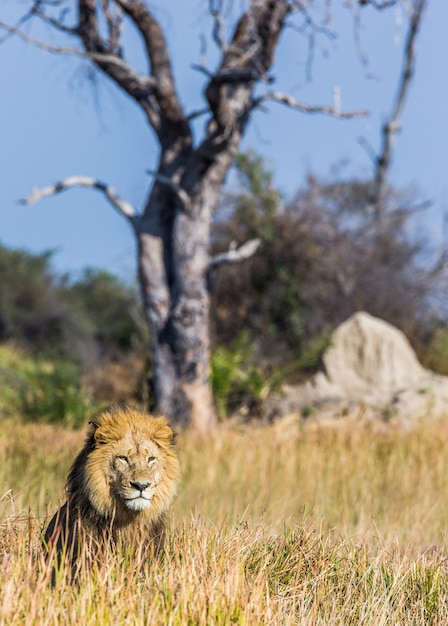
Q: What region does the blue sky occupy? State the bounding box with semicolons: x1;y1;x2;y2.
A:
0;1;446;282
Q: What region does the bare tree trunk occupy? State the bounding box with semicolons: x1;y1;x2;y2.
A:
135;132;239;431
136;193;215;432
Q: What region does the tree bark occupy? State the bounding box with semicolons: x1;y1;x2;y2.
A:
136;189;215;432
135;127;243;431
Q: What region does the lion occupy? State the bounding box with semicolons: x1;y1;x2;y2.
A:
43;406;179;576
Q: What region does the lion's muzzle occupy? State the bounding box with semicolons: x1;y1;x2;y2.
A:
123;481;154;511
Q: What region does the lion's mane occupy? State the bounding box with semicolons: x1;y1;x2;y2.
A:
43;406;179;569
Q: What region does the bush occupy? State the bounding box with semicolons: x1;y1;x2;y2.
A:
19;360;95;428
0;344;96;427
0;245;78;356
0;245;146;366
66;269;147;359
0;344;32;417
419;328;448;375
211;334;276;418
210;328;331;419
212;153;446;369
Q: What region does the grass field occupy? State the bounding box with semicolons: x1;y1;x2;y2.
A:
1;414;448;624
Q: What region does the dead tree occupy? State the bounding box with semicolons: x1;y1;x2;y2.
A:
2;1;372;431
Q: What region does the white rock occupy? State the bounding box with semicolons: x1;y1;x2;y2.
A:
322;312;425;403
265;312;448;422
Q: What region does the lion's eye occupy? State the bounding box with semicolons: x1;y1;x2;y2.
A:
116;455;129;464
147;456;156;465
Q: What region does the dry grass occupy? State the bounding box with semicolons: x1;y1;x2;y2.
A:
2;415;448;624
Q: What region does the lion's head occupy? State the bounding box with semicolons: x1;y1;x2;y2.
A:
69;406;179;524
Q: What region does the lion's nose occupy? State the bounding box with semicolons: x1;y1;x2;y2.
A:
130;481;150;492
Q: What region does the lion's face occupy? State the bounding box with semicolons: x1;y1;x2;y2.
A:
82;409;179;522
109;432;162;511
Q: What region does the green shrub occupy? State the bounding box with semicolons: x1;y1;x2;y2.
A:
420;328;448;375
0;245;146;366
211;331;330;419
0;343;95;427
211;334;273;419
294;331;331;371
211;336;250;419
301;403;315;418
19;360;95;428
0;344;34;417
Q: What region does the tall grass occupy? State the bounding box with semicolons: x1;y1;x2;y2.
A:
1;415;448;624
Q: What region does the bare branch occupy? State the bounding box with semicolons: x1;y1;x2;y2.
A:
0;18;154;90
35;16;77;35
255;90;368;119
209;238;261;270
0;6;37;45
193;63;262;84
99;0;124;54
20;176;137;222
187;107;209;122
358;0;397;9
76;0;172;131
357;136;377;164
372;0;428;210
287;5;337;82
286;2;309;13
191;63;213;79
208;0;227;52
352;6;378;79
146;171;191;209
113;0;191;141
204;0;291;131
31;2;78;35
2;1;190;144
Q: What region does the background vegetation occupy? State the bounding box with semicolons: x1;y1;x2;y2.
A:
211;153;447;381
0;153;447;422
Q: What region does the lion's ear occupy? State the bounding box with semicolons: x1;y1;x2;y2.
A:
88;419;101;434
88;419;104;444
88;410;107;435
85;419;103;448
88;408;107;428
152;418;175;448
